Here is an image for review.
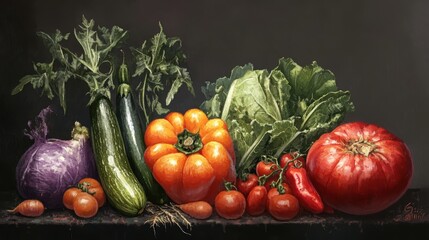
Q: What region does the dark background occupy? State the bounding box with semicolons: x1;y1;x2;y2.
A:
1;0;428;192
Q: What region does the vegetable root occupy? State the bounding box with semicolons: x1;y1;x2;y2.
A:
177;201;213;220
8;199;45;217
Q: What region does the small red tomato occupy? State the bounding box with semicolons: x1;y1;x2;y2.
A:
73;193;99;218
236;173;259;197
246;186;268;216
63;187;81;210
78;178;106;208
267;183;292;199
256;161;279;177
266;183;292;209
279;152;305;169
78;178;102;188
215;189;246;219
268;194;300;221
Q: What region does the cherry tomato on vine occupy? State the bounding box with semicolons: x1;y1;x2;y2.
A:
256;161;279;177
267;183;292;200
236;173;259;197
263;177;279;192
256;160;279;193
268;193;300;221
279;152;305;169
266;183;292;209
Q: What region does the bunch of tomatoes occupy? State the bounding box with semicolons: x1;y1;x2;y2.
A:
62;178;106;218
214;152;326;221
58;154;324;221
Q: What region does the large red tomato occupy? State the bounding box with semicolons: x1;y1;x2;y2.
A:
306;122;413;215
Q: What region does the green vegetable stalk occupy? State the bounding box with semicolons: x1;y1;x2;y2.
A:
201;58;355;175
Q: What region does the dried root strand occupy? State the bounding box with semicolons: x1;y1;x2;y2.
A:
145;202;192;236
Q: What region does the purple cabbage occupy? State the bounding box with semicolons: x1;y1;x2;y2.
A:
16;107;97;209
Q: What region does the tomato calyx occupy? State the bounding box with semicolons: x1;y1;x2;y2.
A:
346;139;377;157
175;129;203;154
260;155;278;165
76;183;96;195
224;181;237;191
275;183;287;195
238;172;250;181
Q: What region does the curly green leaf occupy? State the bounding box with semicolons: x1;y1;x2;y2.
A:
132;23;194;125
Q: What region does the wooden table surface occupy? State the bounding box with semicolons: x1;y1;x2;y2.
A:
1;189;428;240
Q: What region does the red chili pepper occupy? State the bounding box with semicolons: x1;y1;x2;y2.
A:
281;153;324;214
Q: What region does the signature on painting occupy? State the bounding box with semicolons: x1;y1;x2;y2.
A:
394;202;427;222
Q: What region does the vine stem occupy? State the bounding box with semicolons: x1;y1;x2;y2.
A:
259;152;304;190
140;72;150;126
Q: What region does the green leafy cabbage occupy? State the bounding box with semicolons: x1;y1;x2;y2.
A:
201;58;354;174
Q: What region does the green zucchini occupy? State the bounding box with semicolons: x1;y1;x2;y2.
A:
90;96;147;216
116;62;169;204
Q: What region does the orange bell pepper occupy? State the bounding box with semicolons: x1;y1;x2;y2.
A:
144;109;236;204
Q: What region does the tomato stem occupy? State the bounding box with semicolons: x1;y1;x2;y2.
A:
260;155;278;164
347;140;377;157
239;172;249;181
77;182;96;195
224;181;237;191
277;184;286;194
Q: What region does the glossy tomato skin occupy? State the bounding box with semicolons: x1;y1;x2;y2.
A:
267;183;292;199
215;190;246;219
268;194;300;221
63;188;80;210
78;178;106;207
144;109;236;204
306;122;413;215
256;161;279;191
236;174;259;197
263;177;287;192
73;193;98;218
266;183;292;209
246;186;268;216
256;161;279;177
279;152;305;169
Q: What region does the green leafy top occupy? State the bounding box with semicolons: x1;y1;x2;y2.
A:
201;58;355;174
132;23;195;126
11;16;127;113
